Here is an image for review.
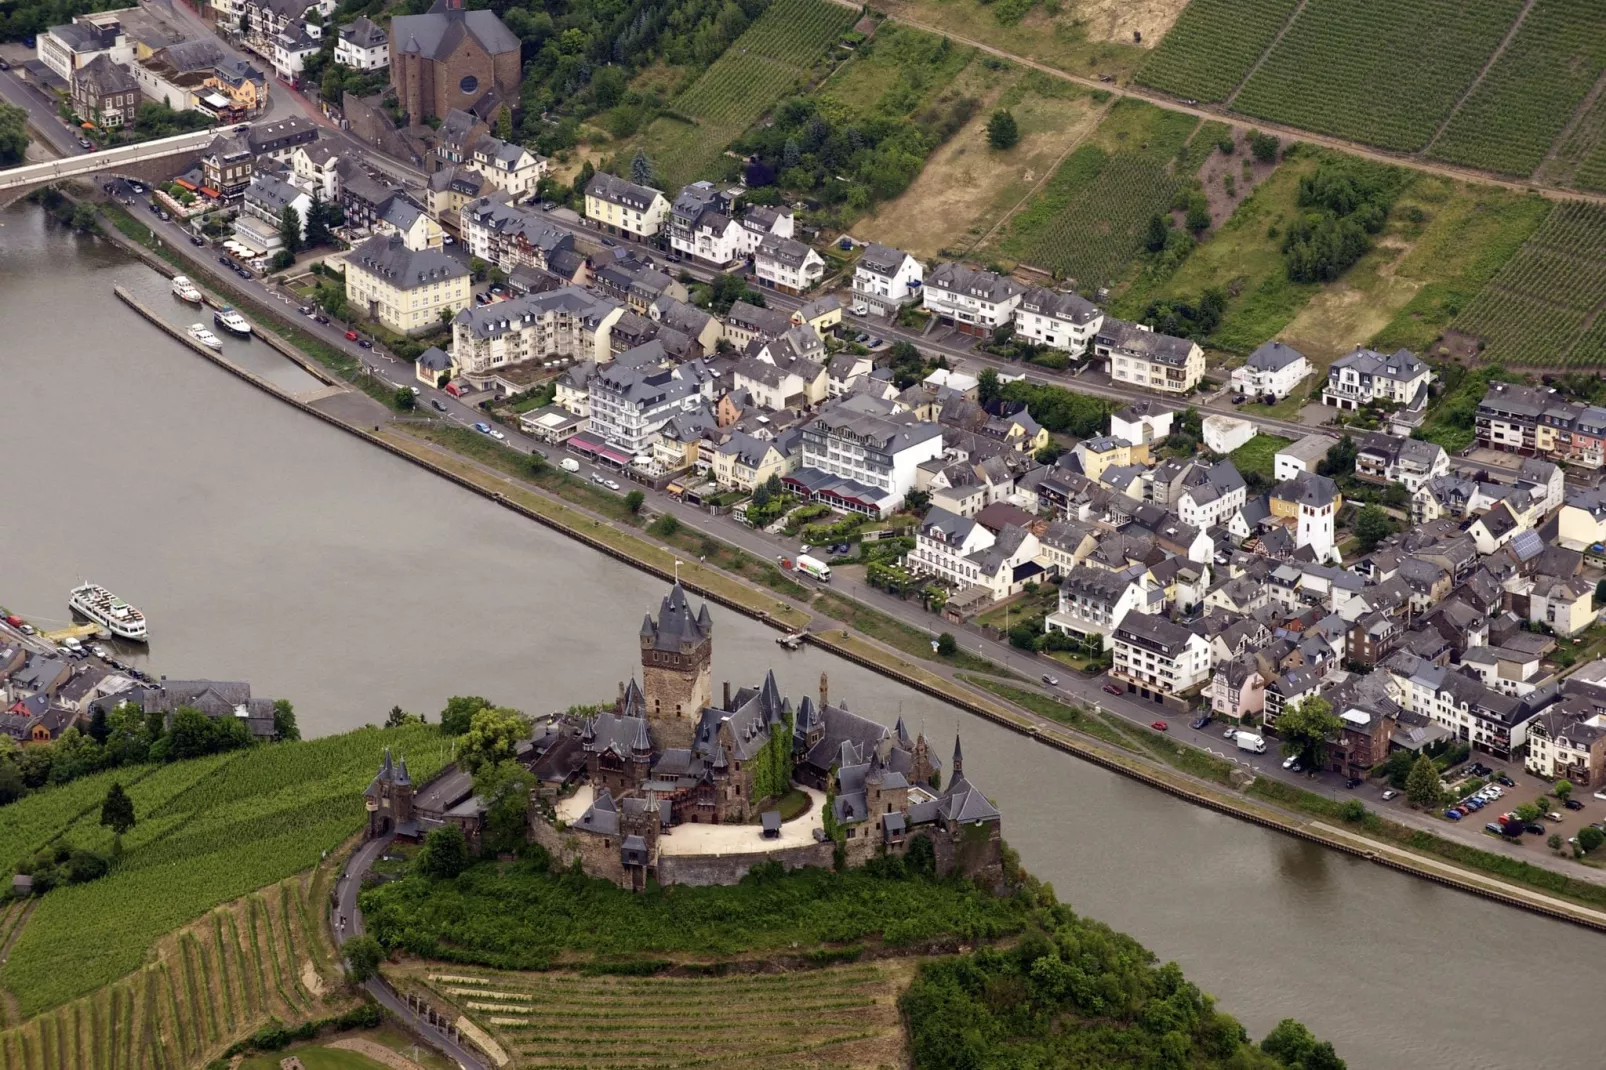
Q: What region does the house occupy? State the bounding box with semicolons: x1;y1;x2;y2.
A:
97;679;278;740
1291;472;1339;564
1526;687;1606;787
206;55;269;116
459;196;572;272
1274;434;1337;482
1516;457;1565;519
792;296;842;339
585;172;670;240
722;300;793;348
587;349;715;456
923;263;1023;337
1321;346;1432;411
1014;288;1103;354
1260;669;1320;731
1231;341;1310;400
336;16;389;70
71;54;140;128
1354;433;1448;492
1175;460;1247;531
852;243;923;317
345;234;472;334
1073;437;1135;483
1468;501;1525;555
288;141;342;201
755;236;825;295
733;335;827;412
199;133;254;200
389;0;521;122
1096;318;1204;395
232;173;312;256
736;204;794;258
270;19;321;85
1110;614;1212;703
1201;414;1254;455
37;18;127;86
1109;402;1174;454
667;181;745;267
1557;488;1606;551
415;346;453;387
1475;381;1606;469
451;286;622;384
652;405;717;471
711;433;789;492
373;192;444;252
246;115;318;159
1210;657;1267;723
648;297;722;358
130;39;221;114
337;164;401;228
788;403;944;518
1045;564;1159;649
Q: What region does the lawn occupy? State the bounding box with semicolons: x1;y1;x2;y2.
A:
1229;433;1292;480
815;21;977;122
857;71;1103;259
241;1045;389;1070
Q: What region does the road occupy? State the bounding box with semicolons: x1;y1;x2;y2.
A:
335;834;488;1070
0;67;88;158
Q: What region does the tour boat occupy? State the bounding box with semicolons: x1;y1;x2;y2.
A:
68;583;148;642
213;306;252;336
187;324;223;349
171;275;203;303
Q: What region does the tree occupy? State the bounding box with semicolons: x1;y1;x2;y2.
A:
495;105;513;142
1276;696;1341;769
1249;131;1281;164
88;706;111;746
1405;754;1442;808
904;488;931;512
986;109;1019;150
99;782;136;836
624;489;645;513
1144;213;1169;253
476;760;536;855
571;160;595;201
977;367;1001;405
1549;833;1565;853
1317;434;1356;477
385;705;417;728
1515;802;1542;824
936;633;958;657
70;203;98;233
1596;578;1606;607
343;935;384;982
304;192;333;248
1353;505;1396;552
0;102;29;166
1580;826;1604;853
272;699;300;742
440;695;492;736
1185;195;1212;234
456;706;530;776
1261;1018;1345;1069
630;148;657;189
394;386;416;410
416;824;472;879
1555;779;1574;802
278;204;303;256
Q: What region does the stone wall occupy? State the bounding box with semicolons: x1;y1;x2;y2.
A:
342;92;425;166
656;841;834;887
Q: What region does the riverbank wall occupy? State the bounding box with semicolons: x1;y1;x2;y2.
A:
107;276;1606;936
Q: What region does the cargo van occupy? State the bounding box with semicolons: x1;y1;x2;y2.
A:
1234;731;1267;754
560;457;580;472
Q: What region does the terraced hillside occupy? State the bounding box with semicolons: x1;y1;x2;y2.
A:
400;963;912;1070
0;874;346;1070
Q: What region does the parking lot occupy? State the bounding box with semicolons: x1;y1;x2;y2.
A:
1377;750;1606;851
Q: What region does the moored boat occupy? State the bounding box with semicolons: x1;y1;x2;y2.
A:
187;323;223;349
171;275;203;303
69;583;147;642
214;306;252;335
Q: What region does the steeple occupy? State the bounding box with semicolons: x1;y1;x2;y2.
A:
895;716;912;749
396;756;411;786
632;716;652;754
819;670;829;710
951;733;964;779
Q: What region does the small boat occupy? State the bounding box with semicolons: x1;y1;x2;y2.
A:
214;306;252;336
69;583;147;643
187;323;223;349
171;275;203;303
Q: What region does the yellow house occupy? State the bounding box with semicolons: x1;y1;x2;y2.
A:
1558;493;1606;550
791;295;842;338
345;235;472;335
585;172;669;239
712;433;788;492
1073;436;1133;483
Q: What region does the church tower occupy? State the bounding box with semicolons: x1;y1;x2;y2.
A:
639;582;713;749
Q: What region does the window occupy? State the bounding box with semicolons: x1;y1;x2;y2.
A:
459;74;479;95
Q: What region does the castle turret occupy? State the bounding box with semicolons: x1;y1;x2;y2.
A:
639;582;713;749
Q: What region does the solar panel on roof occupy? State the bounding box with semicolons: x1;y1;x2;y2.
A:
1509;529;1544;562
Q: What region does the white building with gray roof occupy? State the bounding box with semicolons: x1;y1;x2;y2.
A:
1015;287;1104;354
923;262;1024;336
852;243;923;316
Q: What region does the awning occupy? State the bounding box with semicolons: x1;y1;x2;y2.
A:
597;445;631;466
567;432;604;457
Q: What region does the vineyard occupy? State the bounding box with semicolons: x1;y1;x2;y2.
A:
1135;0;1299;104
400;962;911;1069
1547;89;1606;193
1230;0;1525;152
639;0;856;187
1451;203;1606;366
989;100;1199;288
1427;0;1606;177
0;873;345;1070
0;724;449;1015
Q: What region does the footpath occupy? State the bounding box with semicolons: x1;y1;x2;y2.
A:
96;210;1606;936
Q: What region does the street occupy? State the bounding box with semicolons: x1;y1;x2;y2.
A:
0;66;88;158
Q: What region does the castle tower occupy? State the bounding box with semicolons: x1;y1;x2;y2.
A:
639;582;713;749
362;747;414;837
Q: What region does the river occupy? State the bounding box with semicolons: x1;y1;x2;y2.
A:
1;205;1597;1068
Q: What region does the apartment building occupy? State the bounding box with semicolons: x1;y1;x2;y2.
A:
588;350;716;456
1354;433;1449;492
1044;564;1159;649
450;286;622;382
1096;318;1204;395
923;263;1023;337
584;172;669;240
1321;346;1432;411
852;243;923;317
1476;381;1606;469
1230;341;1311;400
790;404;943;517
232;173;310;256
1111;614;1212;702
1014;287;1103;354
345;234;471;334
336;16;389;69
459;196;571;272
755;235;825;295
666;181;745;267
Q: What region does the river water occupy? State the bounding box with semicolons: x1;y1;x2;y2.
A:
1;205;1597;1068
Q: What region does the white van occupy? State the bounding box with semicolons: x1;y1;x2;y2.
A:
560;458;580;472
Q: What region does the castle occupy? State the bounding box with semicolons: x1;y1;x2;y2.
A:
527;582;1005;890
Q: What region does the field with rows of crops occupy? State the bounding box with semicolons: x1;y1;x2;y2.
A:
1426;1;1606;177
637;0;856;187
1135;0;1298;104
987;99;1199;288
399;962;912;1070
1451;203;1606;366
0;724;448;1016
0;872;345;1070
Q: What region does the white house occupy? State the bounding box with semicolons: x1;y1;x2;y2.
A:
754;235;825;295
1014;287;1103;354
587;348;716;455
792;405;944;517
37;18;129;85
1201;414;1254;455
288;141;341;201
923;263;1023;337
1292;472;1340;564
1231;340;1311;400
1322;346;1433;411
852;243;923;317
1045;564;1159;649
469;136;547;200
585;172;670;240
1096;318;1204;395
1175;460;1247;531
335;16;388;70
270;19;320;84
1274;434;1337;482
736;204;793;258
667;181;745;267
232;173;311;256
1355;433;1449;492
1111;613;1212;699
1109;402;1174;452
911;507;995;587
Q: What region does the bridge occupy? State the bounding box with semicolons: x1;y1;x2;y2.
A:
0;128;221;207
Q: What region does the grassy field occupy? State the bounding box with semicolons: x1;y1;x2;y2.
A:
0;870;347;1070
1229;433;1292;480
988;98;1198;286
1;725;449;1016
636;0;857;187
400;961;913;1070
855;71;1102;259
1135;0;1299;103
1425;0;1606;177
1231;0;1526;153
1450;202;1606;366
869;0;1150;83
815;22;977;122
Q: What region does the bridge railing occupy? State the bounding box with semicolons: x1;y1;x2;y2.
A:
0;129;221;191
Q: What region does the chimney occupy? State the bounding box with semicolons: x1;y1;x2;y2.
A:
722;680;731;710
819;671;828;710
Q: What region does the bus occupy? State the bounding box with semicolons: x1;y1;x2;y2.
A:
794;555;832;582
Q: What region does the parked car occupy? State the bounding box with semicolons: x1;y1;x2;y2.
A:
1545;811;1564;822
1496;773;1516;786
0;60;9;70
1565;798;1585;811
1231;394;1246;404
442;234;454;245
77;136;92;149
1593;788;1606;801
1190;716;1211;730
158;210;171;222
431;399;447;412
1444;808;1463;820
129;182;145;194
489;284;504;295
1151;721;1168;732
1224;724;1239;739
1282;755;1300;770
1380;789;1399;801
605;479;620;491
358;339;373;348
345;330;360;340
473;422;491;434
1041;674;1059;687
298;305;314;316
489;429;506;440
1103;683;1121;696
218;255;233;267
1484;822;1504;835
1526;823;1548;836
313;314;330;324
189;235;205;246
1345;777;1362;789
235;266;251;279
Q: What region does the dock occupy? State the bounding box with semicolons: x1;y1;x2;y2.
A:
40;623;101;642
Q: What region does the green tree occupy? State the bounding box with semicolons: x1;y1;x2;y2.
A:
1261;1018;1345;1069
977;367;1001;405
394;386;416;410
1405;754;1441;808
384;705;418;728
476;760;536;855
936;632;957;657
0;102;29;166
99;782;136;836
630;148;657;189
571;160;595;202
343;935;384;982
624;489;645;513
1555;779;1574;801
278;204;303;256
1144;213;1169;253
304;192;333;248
986;109;1019;150
88;706;111;746
1185;193;1212;234
456;706;530;776
1317;434;1356;477
271;699;299;742
1353;505;1396;552
1249;131;1281;164
69;203;98;233
440;695;492;736
1549;833;1564;853
495;106;513;142
1596;579;1606;607
416;824;472;879
1515;802;1542;824
1276;696;1341;769
1580;826;1604;853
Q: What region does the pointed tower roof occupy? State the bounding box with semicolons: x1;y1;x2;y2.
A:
396;756;411;786
640;613;656;639
646;581;711;652
380;747;395;779
632;716;652;754
710;738;728;770
794;695;816;736
580;717;596;743
696;602;712;634
895;716;912;749
758;669;783;719
952;733;964;773
621;678;645;717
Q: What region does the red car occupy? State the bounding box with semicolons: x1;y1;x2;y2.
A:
344;330;359;341
1102;683;1121;695
3;615;22;628
1151;721;1168;732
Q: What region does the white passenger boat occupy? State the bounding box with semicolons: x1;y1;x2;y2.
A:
69;583;148;642
187;323;223;349
214;306;252;335
171;275;203;303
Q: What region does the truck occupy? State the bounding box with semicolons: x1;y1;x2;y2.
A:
1234;731;1267;754
794;554;832;582
560;457;580;472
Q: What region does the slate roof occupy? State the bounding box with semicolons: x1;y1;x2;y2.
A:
339;16;387;48
392;3;519;60
586;171;663;211
856;243;914;277
1245;340;1307;372
642;582;711;654
350;235;468;291
74;54;138;97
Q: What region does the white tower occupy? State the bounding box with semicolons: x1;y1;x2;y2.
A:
1295;474;1339;564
